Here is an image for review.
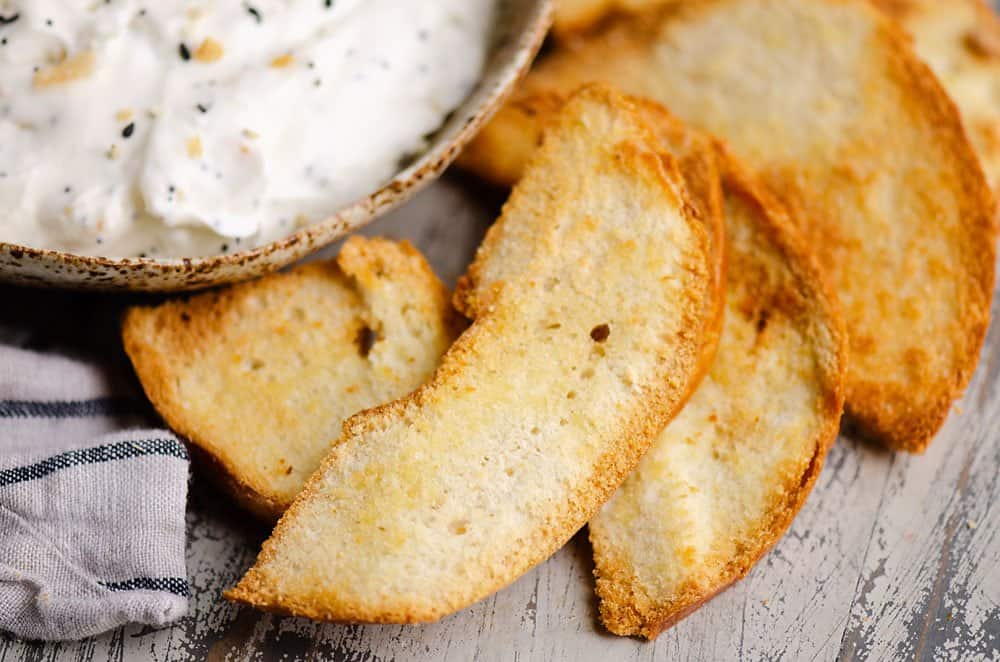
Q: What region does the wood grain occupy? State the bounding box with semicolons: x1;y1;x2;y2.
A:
1;172;997;661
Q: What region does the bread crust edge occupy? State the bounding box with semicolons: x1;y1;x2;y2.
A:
593;149;848;640
225;84;723;623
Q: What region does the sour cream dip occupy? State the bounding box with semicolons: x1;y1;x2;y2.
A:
0;1;495;257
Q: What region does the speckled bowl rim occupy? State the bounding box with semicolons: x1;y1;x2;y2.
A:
0;0;552;291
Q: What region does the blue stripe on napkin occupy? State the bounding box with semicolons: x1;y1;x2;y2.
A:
98;577;190;597
0;439;188;488
0;398;142;419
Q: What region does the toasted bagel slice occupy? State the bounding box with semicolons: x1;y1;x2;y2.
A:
459;0;997;452
555;0;1000;192
122;237;459;521
872;0;1000;193
592;152;846;639
456;97;726;391
226;84;716;623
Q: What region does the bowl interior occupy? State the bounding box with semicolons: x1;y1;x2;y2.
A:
0;0;552;292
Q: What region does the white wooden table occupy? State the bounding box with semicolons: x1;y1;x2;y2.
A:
0;173;997;661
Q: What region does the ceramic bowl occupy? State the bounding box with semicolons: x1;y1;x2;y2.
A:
0;0;551;291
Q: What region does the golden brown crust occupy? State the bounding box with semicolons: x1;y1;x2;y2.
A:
838;4;996;451
455;92;567;191
456;94;728;413
122;236;457;521
121;275;319;522
226;84;718;623
457;0;997;453
551;0;679;39
623;99;727;398
591;148;847;639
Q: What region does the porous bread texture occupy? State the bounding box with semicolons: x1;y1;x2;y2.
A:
456;96;726;395
871;0;1000;193
458;91;846;638
226;84;717;623
592;152;846;639
553;0;1000;191
122;236;459;521
459;0;997;452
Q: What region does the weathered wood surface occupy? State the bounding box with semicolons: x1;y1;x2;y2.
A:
0;172;998;661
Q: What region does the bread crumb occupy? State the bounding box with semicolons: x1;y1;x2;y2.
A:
187;136;203;159
194;38;224;63
33;51;96;88
270;53;295;68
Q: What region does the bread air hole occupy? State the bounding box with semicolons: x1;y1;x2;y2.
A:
756;309;770;334
355;324;378;357
590;323;610;342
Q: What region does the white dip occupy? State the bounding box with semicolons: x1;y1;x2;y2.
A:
0;1;494;257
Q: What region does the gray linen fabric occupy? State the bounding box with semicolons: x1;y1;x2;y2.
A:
0;345;189;641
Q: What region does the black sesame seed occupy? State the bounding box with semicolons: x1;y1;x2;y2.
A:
196;103;209;113
179;43;191;61
324;0;334;8
122;122;135;138
246;5;262;23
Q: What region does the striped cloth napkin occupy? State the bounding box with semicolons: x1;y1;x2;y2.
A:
0;345;190;641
